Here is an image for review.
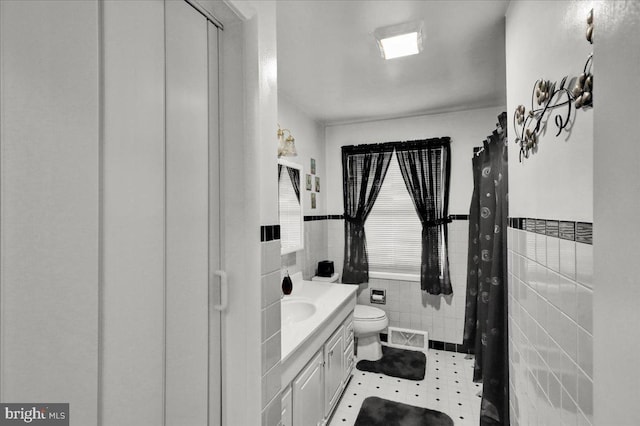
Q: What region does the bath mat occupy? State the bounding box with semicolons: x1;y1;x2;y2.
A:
354;396;454;426
356;346;426;380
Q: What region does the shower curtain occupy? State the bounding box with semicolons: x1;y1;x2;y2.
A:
463;112;509;425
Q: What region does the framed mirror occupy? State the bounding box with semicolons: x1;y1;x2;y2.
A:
278;159;304;254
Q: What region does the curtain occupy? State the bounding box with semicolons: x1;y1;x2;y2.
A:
396;138;452;295
278;164;300;203
463;113;509;425
287;166;300;202
341;144;394;284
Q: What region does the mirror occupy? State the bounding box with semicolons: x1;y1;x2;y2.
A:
278;159;304;254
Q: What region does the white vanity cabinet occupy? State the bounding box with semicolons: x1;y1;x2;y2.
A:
288;314;355;426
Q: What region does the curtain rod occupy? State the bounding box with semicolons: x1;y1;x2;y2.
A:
342;137;451;154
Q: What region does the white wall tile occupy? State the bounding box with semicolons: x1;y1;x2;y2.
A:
576;243;593;288
535;233;546;266
559;238;576;281
547;236;560;273
262;332;281;375
558;275;577;322
262;301;281;341
577;327;593;379
262;240;281;275
262;362;281;408
261;393;281;426
577;371;593;424
575;284;593;333
262;270;281;308
561;387;578;426
510;229;592;426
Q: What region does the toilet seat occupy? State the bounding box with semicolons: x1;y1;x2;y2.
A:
354;305;386;321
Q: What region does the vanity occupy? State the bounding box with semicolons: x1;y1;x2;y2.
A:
280;273;357;426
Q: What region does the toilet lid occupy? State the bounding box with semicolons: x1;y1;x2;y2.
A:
354;305;386;320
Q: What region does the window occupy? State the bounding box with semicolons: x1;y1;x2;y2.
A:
365;155;422;277
278;162;303;254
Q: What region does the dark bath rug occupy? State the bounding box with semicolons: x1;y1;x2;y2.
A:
354;396;454;426
356;346;426;380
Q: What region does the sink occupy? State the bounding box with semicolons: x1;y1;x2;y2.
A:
282;297;316;324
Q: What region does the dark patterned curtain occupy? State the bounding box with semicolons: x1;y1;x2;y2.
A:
463;113;509;425
287;166;300;202
341;144;394;284
278;164;301;202
395;138;453;295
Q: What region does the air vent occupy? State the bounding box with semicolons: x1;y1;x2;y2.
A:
387;327;428;351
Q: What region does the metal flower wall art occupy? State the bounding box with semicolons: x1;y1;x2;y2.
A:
513;8;594;162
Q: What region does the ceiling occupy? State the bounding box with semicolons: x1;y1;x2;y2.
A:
276;0;509;125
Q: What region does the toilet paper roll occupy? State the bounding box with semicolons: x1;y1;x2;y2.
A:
371;294;384;302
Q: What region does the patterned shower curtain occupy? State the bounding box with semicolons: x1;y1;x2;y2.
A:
463;113;509;425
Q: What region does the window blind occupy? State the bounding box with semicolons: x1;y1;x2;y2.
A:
279;166;302;253
364;155;422;275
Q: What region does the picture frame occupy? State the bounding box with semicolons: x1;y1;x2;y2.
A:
315;176;320;192
311;193;316;209
306;174;312;191
310;158;316;175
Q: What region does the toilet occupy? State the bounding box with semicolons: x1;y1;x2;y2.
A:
352;305;388;361
311;273;389;362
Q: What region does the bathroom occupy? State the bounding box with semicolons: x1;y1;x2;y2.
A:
0;1;638;426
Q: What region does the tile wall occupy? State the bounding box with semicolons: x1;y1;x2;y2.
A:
281;216;330;280
508;219;593;426
330;218;470;346
260;225;283;426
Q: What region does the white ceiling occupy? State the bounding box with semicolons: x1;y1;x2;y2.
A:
276;0;509;125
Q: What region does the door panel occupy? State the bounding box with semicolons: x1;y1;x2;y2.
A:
165;1;210;424
208;21;222;426
101;1;166;425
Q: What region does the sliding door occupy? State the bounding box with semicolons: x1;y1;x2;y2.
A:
165;1;221;425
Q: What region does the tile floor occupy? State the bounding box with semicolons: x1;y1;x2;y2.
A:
328;348;482;426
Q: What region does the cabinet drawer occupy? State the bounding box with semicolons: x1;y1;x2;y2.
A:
344;340;355;377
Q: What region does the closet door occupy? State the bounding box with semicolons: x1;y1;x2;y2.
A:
207;21;223;426
165;1;212;424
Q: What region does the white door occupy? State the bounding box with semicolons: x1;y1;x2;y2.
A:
165;1;221;425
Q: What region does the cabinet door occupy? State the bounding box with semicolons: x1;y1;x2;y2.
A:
324;327;345;415
293;351;325;426
281;386;293;426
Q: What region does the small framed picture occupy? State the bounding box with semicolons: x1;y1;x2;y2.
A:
311;193;316;209
306;174;312;191
310;158;316;175
315;176;320;193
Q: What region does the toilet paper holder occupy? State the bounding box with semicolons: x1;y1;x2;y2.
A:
370;289;386;304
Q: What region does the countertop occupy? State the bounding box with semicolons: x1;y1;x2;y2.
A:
281;273;357;363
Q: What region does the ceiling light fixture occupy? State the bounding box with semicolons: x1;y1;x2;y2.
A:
374;21;424;60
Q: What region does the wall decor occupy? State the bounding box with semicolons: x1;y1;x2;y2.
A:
311;192;317;209
310;158;316;175
306;174;312;191
513;8;593;162
315;176;320;192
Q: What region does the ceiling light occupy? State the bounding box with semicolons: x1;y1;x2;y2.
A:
374;21;424;60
